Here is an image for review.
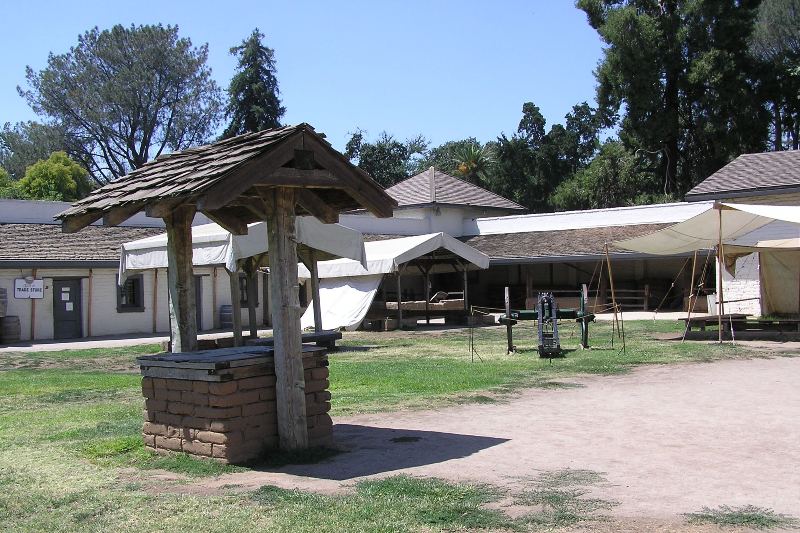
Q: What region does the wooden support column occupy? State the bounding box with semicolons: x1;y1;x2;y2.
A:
309;250;323;333
423;266;431;325
396;270;403;325
228;269;243;347
165;205;198;353
246;264;258;339
265;187;308;450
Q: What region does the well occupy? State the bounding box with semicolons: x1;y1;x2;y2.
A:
137;345;332;464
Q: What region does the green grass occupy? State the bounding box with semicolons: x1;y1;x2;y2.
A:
0;321;792;531
684;505;798;530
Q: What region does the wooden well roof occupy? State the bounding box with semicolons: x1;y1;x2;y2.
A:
57;123;397;233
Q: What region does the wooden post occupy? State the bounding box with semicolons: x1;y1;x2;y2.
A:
165;205;197;353
604;244;620;336
265;187;308;450
29;268;37;341
87;268;93;337
396;270;403;325
151;269;158;334
228;269;243;347
309;250;323;332
424;266;431;325
463;265;469;311
246;263;258;339
505;286;514;354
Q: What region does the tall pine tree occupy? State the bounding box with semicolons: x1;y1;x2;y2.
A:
222;29;285;138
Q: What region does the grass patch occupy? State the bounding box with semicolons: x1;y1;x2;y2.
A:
251;475;513;531
516;468;617;529
685;505;798;530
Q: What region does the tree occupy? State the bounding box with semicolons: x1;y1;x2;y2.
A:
551;141;667;210
0;168;23;199
222;29;285;138
344;130;427;187
578;0;769;196
751;0;800;149
0;121;71;180
20;24;222;183
411;138;482;175
451;142;496;184
16;152;93;201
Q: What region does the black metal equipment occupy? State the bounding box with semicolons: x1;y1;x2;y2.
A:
537;292;563;358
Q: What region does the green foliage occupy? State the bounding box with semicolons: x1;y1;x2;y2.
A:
344;130;427;187
451;142;496;184
16;151;93;201
411;137;482;175
685;505;798;529
0;121;70;180
578;0;769;196
551;141;669;210
222;29;285;138
751;0;800;150
20;24;222;183
0;167;22;199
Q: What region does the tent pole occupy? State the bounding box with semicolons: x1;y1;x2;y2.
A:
424;265;431;325
604;244;620;337
717;207;724;344
228;269;243;347
682;250;698;343
310;249;323;333
396;269;403;327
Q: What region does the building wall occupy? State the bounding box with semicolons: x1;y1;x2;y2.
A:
719;253;762;315
0;265;267;341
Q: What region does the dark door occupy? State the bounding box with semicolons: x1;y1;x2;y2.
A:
53;279;82;339
195;275;203;331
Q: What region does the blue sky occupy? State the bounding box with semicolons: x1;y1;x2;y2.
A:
1;1;605;152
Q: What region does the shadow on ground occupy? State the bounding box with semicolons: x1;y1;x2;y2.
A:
258;424;508;481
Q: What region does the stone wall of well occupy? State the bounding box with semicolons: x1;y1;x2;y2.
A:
140;348;332;464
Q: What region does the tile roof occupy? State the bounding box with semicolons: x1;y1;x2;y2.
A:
461;224;669;261
686;150;800;199
385;167;525;211
0;224;162;263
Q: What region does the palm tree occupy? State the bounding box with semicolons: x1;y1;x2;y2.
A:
451;143;495;184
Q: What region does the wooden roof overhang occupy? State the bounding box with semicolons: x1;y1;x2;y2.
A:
56;123;397;233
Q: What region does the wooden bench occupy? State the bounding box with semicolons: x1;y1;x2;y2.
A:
679;314;749;332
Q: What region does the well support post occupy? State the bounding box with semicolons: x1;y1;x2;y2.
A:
165;205;198;352
228;269;243;347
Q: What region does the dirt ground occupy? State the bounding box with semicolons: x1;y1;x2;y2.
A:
181;355;800;529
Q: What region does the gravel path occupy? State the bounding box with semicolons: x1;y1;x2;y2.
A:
190;356;800;523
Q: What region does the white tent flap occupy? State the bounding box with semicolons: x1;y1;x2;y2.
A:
298;232;490;279
300;275;383;331
615;203;800;255
120;217;367;281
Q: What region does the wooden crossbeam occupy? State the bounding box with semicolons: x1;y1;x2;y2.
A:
146;199;187;218
203;209;248;235
62;211;103;233
103;203;145;226
296;189;339;223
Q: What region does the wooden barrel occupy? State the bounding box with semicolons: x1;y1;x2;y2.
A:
219;305;233;329
0;288;6;318
1;316;21;343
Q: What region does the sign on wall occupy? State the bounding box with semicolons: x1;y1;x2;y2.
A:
14;278;44;299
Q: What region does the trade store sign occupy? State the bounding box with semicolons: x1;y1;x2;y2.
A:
14;278;44;299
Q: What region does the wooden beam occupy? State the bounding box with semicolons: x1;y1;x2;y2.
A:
62;211;103;233
234;196;269;220
202;209;249;235
296;189;339;224
165;205;198;352
309;249;322;333
103;203;144;226
246;261;258;339
146;199;187;218
199;134;304;211
300;133;396;218
264;187;308;450
228;269;243;347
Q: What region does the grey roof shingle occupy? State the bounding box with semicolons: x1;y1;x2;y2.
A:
385;168;525;211
461;224;669;261
0;224;162;263
686;151;800;199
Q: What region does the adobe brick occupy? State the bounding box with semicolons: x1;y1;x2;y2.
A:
152;378;167;389
305;379;329;394
142;422;168;436
143;433;156;447
316;413;333;427
143;409;155;422
182;440;212;456
311;367;329;381
167;402;194;416
307;401;331;416
208;381;238;395
180;416;211;431
195;405;242;419
315;390;332;402
165;389;183;402
141;378;154;397
209;390;260;408
259;388;276;401
193;381;209;394
155;412;182;426
309;424;333;439
181;391;209;406
145;399;166;412
238;375;276;391
241;401;272;417
165;379;193;391
154;436;182;451
211;443;228;459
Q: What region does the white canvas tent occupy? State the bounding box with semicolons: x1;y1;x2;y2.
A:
299;233;490;330
120;216;367;278
615;203;800;335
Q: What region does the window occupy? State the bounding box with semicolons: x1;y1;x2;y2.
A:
117;274;144;312
239;274;258;306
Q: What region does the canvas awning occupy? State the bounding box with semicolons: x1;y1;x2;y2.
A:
615;203;800;255
297;232;490;279
120;216;367;279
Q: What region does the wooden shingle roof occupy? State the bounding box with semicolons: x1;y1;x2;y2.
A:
385;167;525;211
686;151;800;200
57;124;396;233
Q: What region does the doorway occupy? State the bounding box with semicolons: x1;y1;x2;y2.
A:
53;279;82;339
